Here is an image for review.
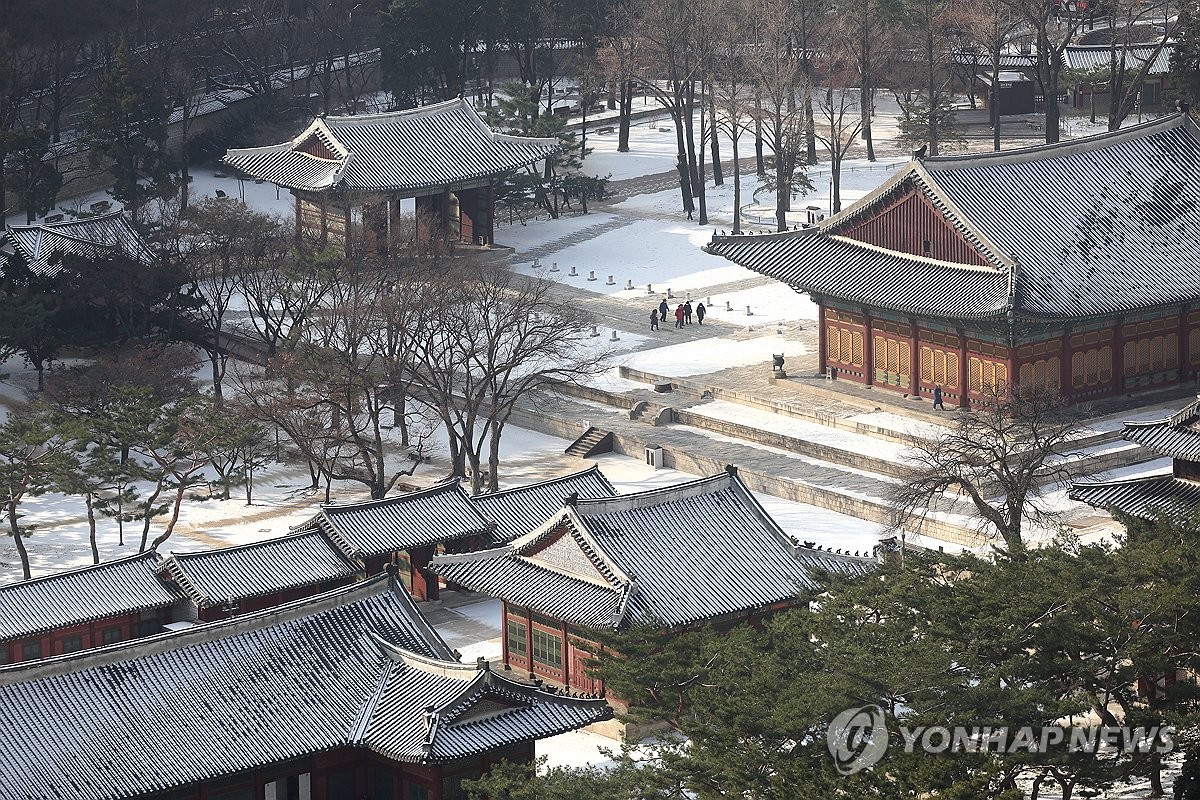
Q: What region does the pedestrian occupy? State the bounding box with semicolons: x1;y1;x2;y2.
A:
932;385;945;410
696;302;706;325
650;308;660;331
683;300;693;325
674;304;685;328
659;299;670;322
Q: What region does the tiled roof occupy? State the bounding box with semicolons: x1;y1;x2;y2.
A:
159;530;362;608
1120;398;1200;461
222;98;560;195
1063;44;1172;74
433;471;878;629
706;114;1200;320
0;212;156;279
306;480;495;558
471;465;618;543
704;229;1010;319
0;577;608;799
0;552;184;643
1069;474;1200;520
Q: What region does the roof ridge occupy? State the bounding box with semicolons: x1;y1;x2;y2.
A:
322;97;464;123
1071;472;1174;488
469;465;614;501
320;478;468;513
168;528;325;559
921;112;1190;168
570;471;736;512
0;550;161;592
825;234;1005;273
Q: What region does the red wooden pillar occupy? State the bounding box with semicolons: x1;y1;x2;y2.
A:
1112;320;1126;396
1178;308;1189;384
957;330;970;407
1059;331;1073;400
909;319;921;396
560;621;570;689
817;301;828;375
863;311;874;387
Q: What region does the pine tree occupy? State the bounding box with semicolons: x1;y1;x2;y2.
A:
82;37;174;225
1169;0;1200;108
1;128;62;223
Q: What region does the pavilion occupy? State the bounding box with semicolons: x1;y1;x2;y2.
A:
221;98;560;254
0;575;610;800
0;212;155;279
1071;397;1200;519
703;112;1200;408
430;467;876;699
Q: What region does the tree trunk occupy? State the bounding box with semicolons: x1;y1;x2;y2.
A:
618;80;632;152
684;81;700;197
927;24;939;156
86;492;99;564
8;497;31;581
487;423;503;493
211;353;224;409
698;100;708;226
732;133;742;234
861;84;876;162
708;92;723;185
149;482;187;551
774;122;787;231
805;89;818;165
754;93;765;175
138;476;165;552
467;450;482;495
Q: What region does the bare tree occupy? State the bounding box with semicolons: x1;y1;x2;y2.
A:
815;86;864;213
747;0;815;231
888;384;1087;552
404;262;612;494
712;1;756;233
954;0;1023;150
1099;5;1184;130
1004;0;1091;143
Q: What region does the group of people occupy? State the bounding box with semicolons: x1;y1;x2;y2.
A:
651;298;705;330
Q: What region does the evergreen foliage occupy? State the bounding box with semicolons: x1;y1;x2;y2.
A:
1;128;61;223
82;37;174;224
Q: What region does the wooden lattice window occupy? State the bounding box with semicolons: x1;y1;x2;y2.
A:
827;325;842;362
1048;357;1060;387
1191;329;1200;366
1166;334;1179;369
840;329;852;365
920;347;934;382
1085;349;1098;384
874;336;887;370
1072;352;1086;388
899;342;911;377
1020;363;1033;386
1098;347;1112;383
1125;341;1138;376
851;332;864;367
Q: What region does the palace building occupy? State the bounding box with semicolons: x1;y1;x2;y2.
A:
0;211;155;279
0;576;610;800
704;112;1200;408
430;468;875;699
296;466;617;601
221;98;559;254
1071;397;1200;519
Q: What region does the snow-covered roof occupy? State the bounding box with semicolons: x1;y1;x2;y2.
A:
432;469;877;630
1120;398;1200;461
1069;474;1200;520
1063;43;1173;75
470;465;618;543
0;212;156;279
159;530;362;608
706;113;1200;321
304;479;495;559
0;577;610;799
221;98;560;196
0;552;184;643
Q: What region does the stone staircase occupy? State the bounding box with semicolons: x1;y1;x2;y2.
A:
564;427;614;458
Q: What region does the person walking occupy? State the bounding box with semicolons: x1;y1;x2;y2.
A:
650;308;660;331
696;302;706;325
674;304;685;329
683;300;693;325
659;299;670;322
932;385;945;410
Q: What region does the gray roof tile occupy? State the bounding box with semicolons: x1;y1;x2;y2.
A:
471;465;618;543
706;114;1200;320
1121;398;1200;461
0;212;156;279
308;480;494;558
1069;474;1200;519
0;577;608;800
0;552;184;643
222;98;560;195
160;530;361;608
434;472;878;629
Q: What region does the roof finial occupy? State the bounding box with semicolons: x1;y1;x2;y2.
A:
724;463;739;477
564;492;579;506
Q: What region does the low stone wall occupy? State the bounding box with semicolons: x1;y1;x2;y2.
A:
509;403;988;547
674;409;911;479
